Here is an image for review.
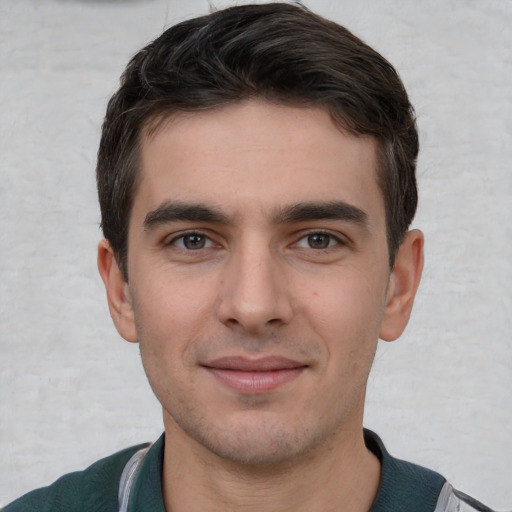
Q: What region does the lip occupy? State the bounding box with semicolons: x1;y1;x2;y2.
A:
202;356;308;393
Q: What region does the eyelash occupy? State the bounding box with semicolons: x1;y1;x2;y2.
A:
165;230;345;252
294;231;345;250
166;231;215;250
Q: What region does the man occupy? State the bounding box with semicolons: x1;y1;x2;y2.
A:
4;3;497;512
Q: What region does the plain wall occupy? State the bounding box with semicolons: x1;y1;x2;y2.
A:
1;0;511;508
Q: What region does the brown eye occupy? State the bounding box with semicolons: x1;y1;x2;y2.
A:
307;233;332;249
182;234;207;249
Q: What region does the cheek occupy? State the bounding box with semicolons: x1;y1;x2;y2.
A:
130;273;219;367
133;269;217;325
301;267;388;344
132;282;207;403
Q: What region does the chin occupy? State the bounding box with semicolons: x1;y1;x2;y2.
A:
183;413;331;468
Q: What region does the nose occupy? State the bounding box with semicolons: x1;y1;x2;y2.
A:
217;239;293;334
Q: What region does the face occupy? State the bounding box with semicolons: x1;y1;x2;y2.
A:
100;100;422;466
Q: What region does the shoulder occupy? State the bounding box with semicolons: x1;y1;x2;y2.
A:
435;482;499;512
364;430;498;512
3;443;149;512
365;429;446;511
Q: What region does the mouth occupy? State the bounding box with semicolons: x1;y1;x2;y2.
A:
202;356;308;394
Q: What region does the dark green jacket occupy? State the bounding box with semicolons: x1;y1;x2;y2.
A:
3;430;494;512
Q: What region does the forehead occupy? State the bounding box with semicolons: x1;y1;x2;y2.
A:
134;100;383;225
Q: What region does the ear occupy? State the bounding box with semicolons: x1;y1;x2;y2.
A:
379;229;424;342
97;239;138;343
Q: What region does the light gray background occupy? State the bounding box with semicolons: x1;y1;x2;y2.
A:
1;0;511;508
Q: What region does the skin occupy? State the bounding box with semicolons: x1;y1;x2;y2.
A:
98;100;423;511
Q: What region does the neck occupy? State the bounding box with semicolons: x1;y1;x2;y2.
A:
161;421;380;512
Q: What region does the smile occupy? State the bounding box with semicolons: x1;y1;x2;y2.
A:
202;356;308;393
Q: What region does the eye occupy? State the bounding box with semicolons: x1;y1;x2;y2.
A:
171;233;213;250
295;232;341;250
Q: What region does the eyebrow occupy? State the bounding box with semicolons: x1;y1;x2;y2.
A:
274;201;369;227
143;199;369;231
143;201;230;230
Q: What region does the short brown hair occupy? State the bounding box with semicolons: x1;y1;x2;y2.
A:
97;2;418;279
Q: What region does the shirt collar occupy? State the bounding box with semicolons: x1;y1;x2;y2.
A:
130;430;445;512
128;433;166;512
365;429;445;512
